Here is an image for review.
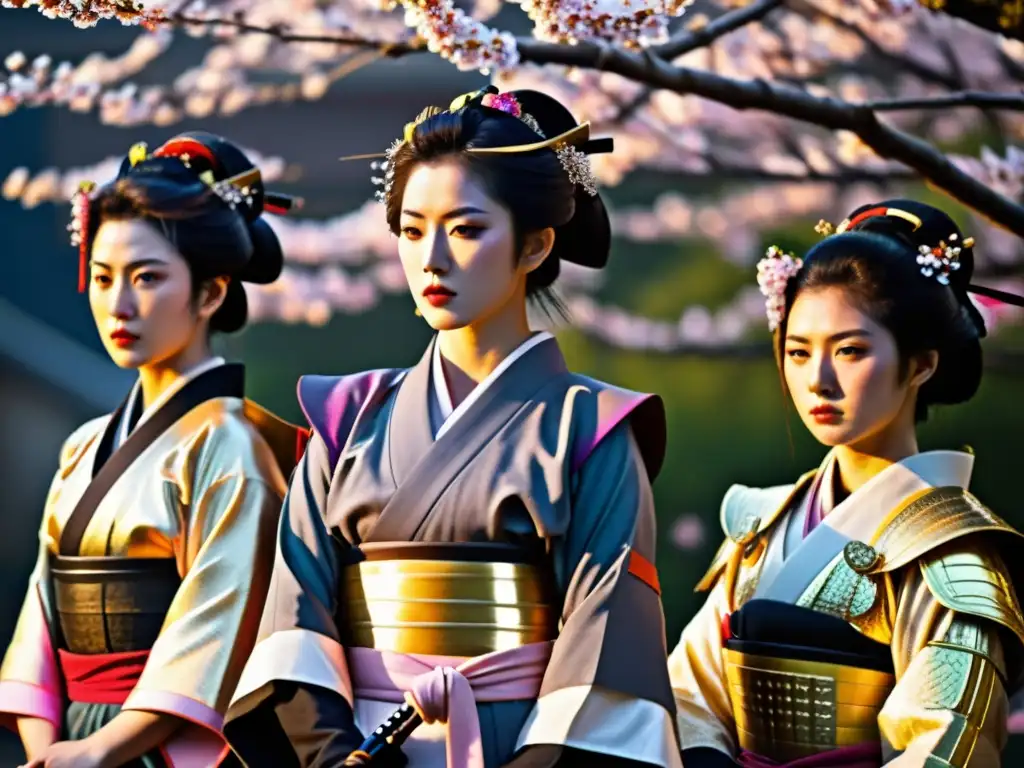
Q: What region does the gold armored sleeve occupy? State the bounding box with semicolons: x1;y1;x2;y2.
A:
879;540;1021;767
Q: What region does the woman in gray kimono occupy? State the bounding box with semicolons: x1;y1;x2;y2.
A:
223;88;680;768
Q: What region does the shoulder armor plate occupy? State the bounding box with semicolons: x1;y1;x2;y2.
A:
919;537;1024;647
872;486;1022;573
694;470;816;593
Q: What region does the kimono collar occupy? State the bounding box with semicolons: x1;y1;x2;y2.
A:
429;331;554;440
808;448;974;534
120;356;227;444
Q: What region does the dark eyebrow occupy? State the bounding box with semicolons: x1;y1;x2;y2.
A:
401;206;489;221
90;258;168;271
786;329;872;343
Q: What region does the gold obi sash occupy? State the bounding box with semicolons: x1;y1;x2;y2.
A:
723;648;895;761
340;543;559;657
49;555;181;654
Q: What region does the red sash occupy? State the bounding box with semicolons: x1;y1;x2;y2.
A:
58;649;149;705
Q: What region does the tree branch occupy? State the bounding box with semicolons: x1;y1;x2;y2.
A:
147;10;1023;235
167;13;422;56
611;0;785;125
864;91;1024;112
514;39;1024;238
652;0;784;61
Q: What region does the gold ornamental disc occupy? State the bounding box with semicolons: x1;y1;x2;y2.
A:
844;540;882;574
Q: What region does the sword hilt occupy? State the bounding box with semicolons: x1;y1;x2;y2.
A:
342;701;422;766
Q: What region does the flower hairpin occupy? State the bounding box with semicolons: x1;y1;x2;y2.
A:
917;232;974;285
757;245;804;332
481;91;546;137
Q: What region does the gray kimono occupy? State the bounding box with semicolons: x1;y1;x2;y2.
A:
224;334;681;768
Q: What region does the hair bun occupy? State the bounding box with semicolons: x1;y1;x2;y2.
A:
153;131;267;220
844;198;986;337
553;185;611;271
241;218;284;285
506;90;579;140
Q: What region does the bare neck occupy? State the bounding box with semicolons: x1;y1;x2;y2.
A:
136;341;214;410
832;419;919;498
436;298;532;408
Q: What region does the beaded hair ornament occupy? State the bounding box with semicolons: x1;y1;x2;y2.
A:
756;205;1024;332
68;139;301;293
340;87;610;201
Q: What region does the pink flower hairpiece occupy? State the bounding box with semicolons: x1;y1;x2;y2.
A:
756;245;803;332
482;92;521;117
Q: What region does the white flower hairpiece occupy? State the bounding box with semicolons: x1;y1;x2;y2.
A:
756;245;804;332
916;232;974;285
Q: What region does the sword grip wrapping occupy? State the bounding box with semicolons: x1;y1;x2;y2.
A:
342;701;422;766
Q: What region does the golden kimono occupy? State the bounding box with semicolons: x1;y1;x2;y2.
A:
669;449;1024;767
0;359;303;767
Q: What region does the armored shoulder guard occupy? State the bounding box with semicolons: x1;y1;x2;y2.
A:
919;538;1024;648
694;471;816;592
865;486;1024;646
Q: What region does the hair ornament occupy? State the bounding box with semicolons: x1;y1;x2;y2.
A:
69;180;97;293
757;245;804;332
814;219;835;236
357;87;608;202
129;142;148;168
916;232;974;285
835;206;922;234
555;143;598;196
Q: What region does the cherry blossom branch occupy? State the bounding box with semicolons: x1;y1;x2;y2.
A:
168;13;420;55
652;0;784;60
510;38;1024;237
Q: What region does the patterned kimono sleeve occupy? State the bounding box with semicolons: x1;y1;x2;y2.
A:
0;537;63;732
878;542;1016;767
121;461;283;746
667;572;739;765
513;422;681;768
223;431;363;768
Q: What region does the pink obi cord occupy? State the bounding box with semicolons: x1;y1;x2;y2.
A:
347;641;554;768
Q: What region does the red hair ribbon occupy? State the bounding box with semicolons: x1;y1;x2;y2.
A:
838;206;923;233
153;138;219;170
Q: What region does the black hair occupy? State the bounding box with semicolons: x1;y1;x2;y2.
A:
383;89;611;315
85;132;284;334
777;199;986;422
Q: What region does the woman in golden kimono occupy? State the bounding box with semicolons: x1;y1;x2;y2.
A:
0;132;305;768
669;200;1024;768
223;87;680;768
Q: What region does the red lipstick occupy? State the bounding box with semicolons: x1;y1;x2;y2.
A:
810;404;842;425
110;328;140;348
422;284;456;308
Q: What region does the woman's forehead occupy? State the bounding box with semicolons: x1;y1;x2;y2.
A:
787;286;879;336
92;219;177;263
402;160;497;214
